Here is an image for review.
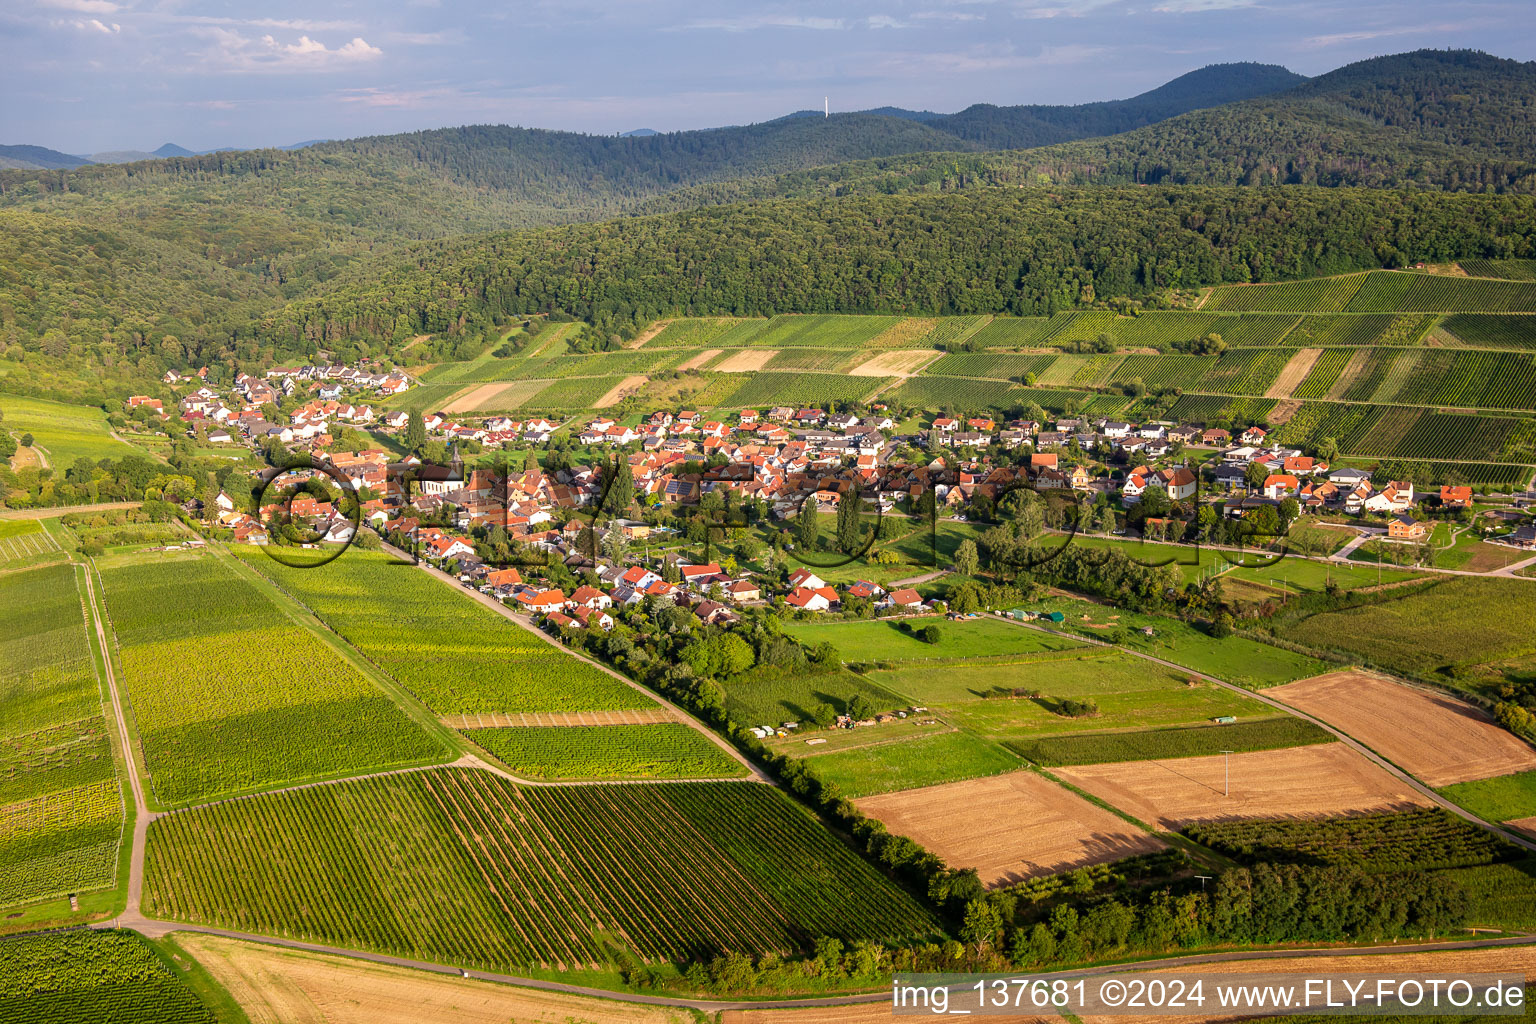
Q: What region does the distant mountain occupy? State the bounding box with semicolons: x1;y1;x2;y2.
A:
274;140;329;151
858;106;944;123
620;129;659;137
89;150;164;164
154;143;196;158
0;144;91;170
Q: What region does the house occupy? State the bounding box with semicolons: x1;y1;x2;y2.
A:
726;579;761;602
1330;468;1372;487
544;611;577;630
485;568;524;588
519;589;569;612
1507;525;1536;549
1241;426;1268;445
786;568;827;591
1201;428;1232;446
785;586;833;612
931;417;958;433
571;606;615;631
1262;474;1300;500
1363;481;1415;515
1387;513;1427;540
692;600;736;625
1030;453;1059;470
886;588;923;610
1440;485;1474;508
1164;467;1197;501
678;563;724;585
568;585;612;610
424;535;475;561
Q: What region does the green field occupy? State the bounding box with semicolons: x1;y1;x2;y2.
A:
0;930;217;1023
724;667;906;727
0;520;58;568
145;767;936;967
466;724;748;781
1437;770;1536;824
236;548;654;715
805;729;1021;797
782;616;1087;664
0;562;123;908
100;551;447;806
1185;808;1518;873
1275;576;1536;679
1012;717;1333;766
0;394;136;466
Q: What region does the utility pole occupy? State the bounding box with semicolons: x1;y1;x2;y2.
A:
1221;750;1234;797
1194;874;1212;892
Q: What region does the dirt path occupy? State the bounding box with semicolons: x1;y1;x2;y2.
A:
446;708;679;728
593;375;647;407
995;616;1536;853
887;569;947;587
1326;347;1372;400
0;500;142;521
625;320;671;349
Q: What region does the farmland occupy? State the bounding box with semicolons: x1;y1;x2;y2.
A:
0;395;135;466
466;724;748;780
0;562;123;908
144;767;937;967
854;771;1166;886
100;551;447;806
0;520;57;568
1439;313;1536;349
1184;808;1518;872
1204;275;1365;312
1347;271;1536;312
0;930;217;1023
724;666;906;726
1010;717;1333;767
1053;744;1430;830
235;548;652;714
1437;771;1536;826
782;616;1086;664
1274;576;1536;681
804;729;1021;798
716;372;889;409
1267;671;1536;786
888;376;1023;412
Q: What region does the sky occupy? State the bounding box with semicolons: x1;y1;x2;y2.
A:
3;0;1533;154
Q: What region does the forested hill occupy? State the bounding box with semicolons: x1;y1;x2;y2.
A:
267;187;1536;347
0;62;1301;231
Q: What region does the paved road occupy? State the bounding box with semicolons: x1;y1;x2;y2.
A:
997;616;1536;854
121;920;1536;1011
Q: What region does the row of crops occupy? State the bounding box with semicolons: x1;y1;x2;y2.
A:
889;376;1025;412
0;930;216;1024
0;562;123;908
467;724;748;781
1440;314;1536;350
1274;402;1536;464
926;352;1058;380
650;315;903;349
429;349;686;385
1185;808;1518;873
1165;395;1277;423
761;348;864;373
100;552;446;806
1458;259;1536;281
1291;349;1354;399
144;768;937;968
1207;272;1536;314
235;548;650;715
714;372;890;409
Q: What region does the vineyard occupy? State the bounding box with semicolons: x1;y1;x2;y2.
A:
235;548;652;714
1109;354;1216;391
144;767;937;967
925;352;1059;380
918;316;991;348
965;317;1057;349
467;724;748;780
1382;350;1536;410
431;349;685;384
0;562;122;907
0;521;56;568
1347;271;1536;313
1459;259;1536;281
0;930;216;1024
890;376;1024;412
1184;808;1519;873
524;376;627;409
716;372;889;408
1010;718;1332;767
1195;348;1297;396
696;315;905;349
644;318;744;349
761;348;864;373
1203;276;1365;312
1439;314;1536;349
1284;314;1434;347
1165;394;1276;424
100;553;446;806
1291;349;1354;399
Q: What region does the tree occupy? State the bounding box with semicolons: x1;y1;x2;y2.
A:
404;408;426;451
846;694;873;721
1244;461;1269;490
796;503;820;549
602;522;628;564
954;538;979;577
836;490;864;554
920;624;942;644
1317;436;1339;462
19;433;33;449
605;457;634;514
811;701;836;727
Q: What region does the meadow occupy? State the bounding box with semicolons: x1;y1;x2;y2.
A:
0;930;217;1024
0;395;135;466
782;615;1087;664
723;667;905;727
466;724;747;781
100;551;447;806
236;548;652;715
144;767;937;968
0;562;123;908
805;730;1021;798
1437;770;1536;824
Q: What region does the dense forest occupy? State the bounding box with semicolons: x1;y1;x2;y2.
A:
270;186;1536;343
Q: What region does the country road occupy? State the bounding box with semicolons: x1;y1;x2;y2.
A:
0;500;141;520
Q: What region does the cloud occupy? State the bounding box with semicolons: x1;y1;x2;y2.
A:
671;14;848;32
195;28;383;70
1152;0;1256;11
870;40;1107;75
42;0;120;13
912;10;985;21
867;14;909;29
1014;0;1119;19
1303;21;1465;47
74;17;120;32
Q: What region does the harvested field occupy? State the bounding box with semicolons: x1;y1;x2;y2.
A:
1052;745;1429;830
714;349;779;373
848;350;937;377
1507;815;1536;839
854;771;1165;887
442;379;547;413
867;317;939;348
176;933;691;1024
677;348;721;370
1267;399;1302;425
1268;670;1536;786
444;708;677;728
1077;945;1536;1024
593;374;647;407
1265;348;1321;398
